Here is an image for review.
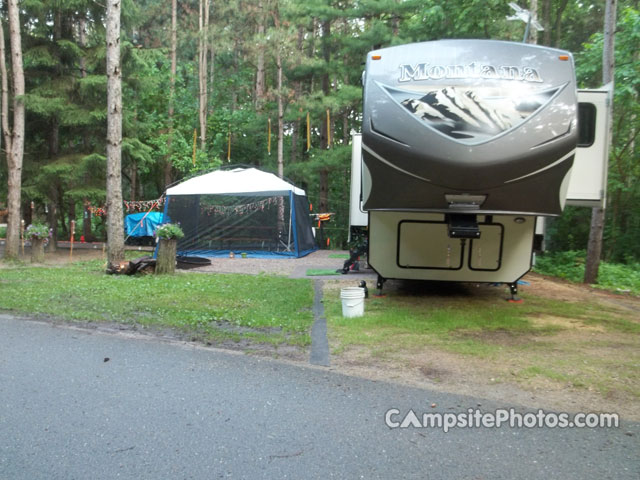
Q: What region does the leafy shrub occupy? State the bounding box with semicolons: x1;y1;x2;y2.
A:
534;250;586;282
0;226;6;238
597;262;640;294
155;223;184;240
534;250;640;295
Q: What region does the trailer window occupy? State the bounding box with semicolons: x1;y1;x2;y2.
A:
578;102;596;147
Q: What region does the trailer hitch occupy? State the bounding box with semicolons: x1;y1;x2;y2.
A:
447;214;481;239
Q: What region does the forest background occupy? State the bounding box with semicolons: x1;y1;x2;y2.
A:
0;0;638;263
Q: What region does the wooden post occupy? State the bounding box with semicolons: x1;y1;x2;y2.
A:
30;237;44;263
156;238;177;274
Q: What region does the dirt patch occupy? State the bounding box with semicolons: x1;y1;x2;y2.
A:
527;272;640;312
529;314;606;333
332;341;640;420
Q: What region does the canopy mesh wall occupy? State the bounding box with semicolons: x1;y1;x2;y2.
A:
165;191;317;258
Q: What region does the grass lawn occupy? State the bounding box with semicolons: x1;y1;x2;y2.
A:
324;279;640;404
0;259;315;347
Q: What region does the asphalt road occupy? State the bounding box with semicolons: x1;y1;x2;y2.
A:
0;314;637;480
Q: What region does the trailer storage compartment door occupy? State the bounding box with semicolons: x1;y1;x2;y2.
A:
370;212;535;284
398;221;464;269
469;224;504;271
397;220;505;271
565;86;612;207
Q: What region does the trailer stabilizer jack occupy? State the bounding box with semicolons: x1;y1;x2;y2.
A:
507;282;523;303
373;275;387;297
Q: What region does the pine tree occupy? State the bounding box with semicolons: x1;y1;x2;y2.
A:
585;0;617;283
1;0;25;260
105;0;125;267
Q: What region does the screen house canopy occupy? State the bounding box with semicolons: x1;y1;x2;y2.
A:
162;167;317;258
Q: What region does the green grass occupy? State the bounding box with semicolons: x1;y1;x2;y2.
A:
513;352;640;397
306;268;341;276
516;365;572;383
325;282;639;357
325;280;640;400
326;288;550;356
534;250;640;295
328;253;350;259
0;260;315;347
522;294;640;333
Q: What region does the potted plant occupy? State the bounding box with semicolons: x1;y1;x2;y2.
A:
155;223;184;274
26;223;50;263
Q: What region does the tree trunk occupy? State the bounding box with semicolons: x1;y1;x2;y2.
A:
209;40;215;107
601;0;617;86
584;207;606;283
584;0;617;284
106;0;125;268
1;0;26;260
79;17;87;78
542;0;551;45
0;18;9;157
156;238;177;274
290;26;304;165
318;19;331;214
83;202;92;242
198;0;210;150
255;6;266;110
291;116;300;164
130;160;138;201
57;187;68;239
49;117;60;158
275;12;286;232
528;0;539;44
78;15;91;152
231;42;239;111
553;0;569;48
46;201;58;252
30;237;44;263
165;0;177;189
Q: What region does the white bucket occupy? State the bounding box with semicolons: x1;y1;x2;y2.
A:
340;287;366;318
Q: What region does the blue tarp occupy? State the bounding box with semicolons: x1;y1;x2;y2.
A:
125;212;164;237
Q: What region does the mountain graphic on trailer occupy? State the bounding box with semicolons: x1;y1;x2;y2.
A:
386;85;559;143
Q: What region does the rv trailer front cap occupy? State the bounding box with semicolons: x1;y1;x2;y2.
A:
361;40;577;215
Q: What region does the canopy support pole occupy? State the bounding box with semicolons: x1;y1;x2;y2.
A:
287;192;293;252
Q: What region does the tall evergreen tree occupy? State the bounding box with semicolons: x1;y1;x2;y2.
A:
585;0;617;283
1;0;25;260
105;0;124;267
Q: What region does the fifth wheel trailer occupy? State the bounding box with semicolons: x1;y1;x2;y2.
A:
349;40;611;298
